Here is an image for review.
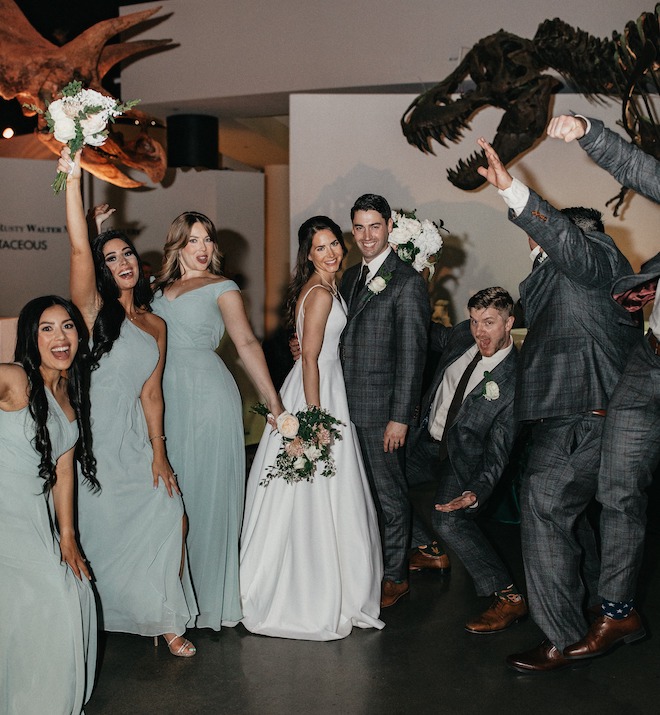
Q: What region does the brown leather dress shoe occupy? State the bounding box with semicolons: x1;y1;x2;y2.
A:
563;610;646;660
408;550;451;574
380;579;409;608
506;640;576;673
465;595;527;634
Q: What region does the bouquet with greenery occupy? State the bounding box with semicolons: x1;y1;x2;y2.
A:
25;81;140;194
389;209;448;279
252;404;343;486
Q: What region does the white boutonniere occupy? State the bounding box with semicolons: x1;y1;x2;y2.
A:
368;272;392;295
482;371;499;401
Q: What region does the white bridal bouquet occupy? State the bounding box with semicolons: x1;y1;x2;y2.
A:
25;81;140;194
252;404;343;486
389;209;448;279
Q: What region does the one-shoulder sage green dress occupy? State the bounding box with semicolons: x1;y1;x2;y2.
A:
153;280;245;630
78;319;197;636
0;390;96;714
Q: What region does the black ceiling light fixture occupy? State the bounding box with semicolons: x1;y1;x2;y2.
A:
166;114;220;169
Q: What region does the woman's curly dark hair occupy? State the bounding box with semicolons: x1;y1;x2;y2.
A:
14;296;98;493
283;216;346;329
89;230;153;366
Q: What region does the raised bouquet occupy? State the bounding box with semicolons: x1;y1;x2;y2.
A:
25;81;140;194
252;404;343;486
389;209;448;279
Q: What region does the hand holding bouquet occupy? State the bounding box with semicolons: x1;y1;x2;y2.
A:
252;404;343;486
25;81;140;194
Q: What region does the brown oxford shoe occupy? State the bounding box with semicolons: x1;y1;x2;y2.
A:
465;595;528;634
408;550;451;574
506;639;578;673
380;579;409;608
563;610;646;660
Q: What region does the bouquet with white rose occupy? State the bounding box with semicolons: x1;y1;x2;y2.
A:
251;404;343;486
24;81;140;194
389;209;448;279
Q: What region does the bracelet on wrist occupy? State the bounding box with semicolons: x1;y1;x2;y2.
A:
149;435;166;442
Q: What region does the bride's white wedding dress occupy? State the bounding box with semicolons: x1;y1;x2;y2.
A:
239;284;385;640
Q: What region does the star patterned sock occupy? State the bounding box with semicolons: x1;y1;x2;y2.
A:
601;598;634;619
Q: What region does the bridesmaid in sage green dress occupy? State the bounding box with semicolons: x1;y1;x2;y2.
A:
152;211;284;630
60;148;197;656
0;296;98;714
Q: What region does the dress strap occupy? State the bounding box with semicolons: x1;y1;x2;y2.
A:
295;284;334;345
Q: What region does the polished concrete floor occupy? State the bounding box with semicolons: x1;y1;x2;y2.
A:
85;495;660;715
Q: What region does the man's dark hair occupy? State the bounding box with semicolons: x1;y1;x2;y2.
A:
467;286;514;317
560;206;604;233
350;193;392;221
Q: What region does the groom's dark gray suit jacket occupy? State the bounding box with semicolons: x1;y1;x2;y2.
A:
339;250;430;428
409;321;518;504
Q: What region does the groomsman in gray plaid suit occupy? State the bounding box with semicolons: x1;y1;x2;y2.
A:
476;138;641;673
340;194;430;608
547;115;659;661
406;287;527;634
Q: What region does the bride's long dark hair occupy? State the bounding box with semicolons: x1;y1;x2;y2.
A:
283;216;346;330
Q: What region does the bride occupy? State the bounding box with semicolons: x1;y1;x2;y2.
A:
239;216;385;640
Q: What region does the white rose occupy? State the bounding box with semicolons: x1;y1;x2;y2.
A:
368;276;387;294
483;381;500;401
304;445;322;461
276;411;300;439
83;130;108;147
47;99;67;122
81;113;107;138
53;116;77;143
389;226;414;245
293;455;307;471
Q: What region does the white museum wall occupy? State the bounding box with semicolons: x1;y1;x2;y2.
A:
0;158;70;316
0;164;266;335
290;94;659;324
123;1;638;114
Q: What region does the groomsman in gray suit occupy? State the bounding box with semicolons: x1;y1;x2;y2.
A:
477;138;641;672
340;194;430;608
547;115;659;660
406;286;527;633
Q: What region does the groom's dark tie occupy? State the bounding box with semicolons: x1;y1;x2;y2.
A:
356;263;370;293
437;350;481;461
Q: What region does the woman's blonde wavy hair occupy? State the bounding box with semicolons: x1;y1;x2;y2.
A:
153;211;224;292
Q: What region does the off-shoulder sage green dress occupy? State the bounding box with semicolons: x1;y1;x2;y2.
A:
153;280;245;630
78;319;197;636
0;390;96;714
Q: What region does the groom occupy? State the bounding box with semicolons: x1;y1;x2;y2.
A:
340;194;430;607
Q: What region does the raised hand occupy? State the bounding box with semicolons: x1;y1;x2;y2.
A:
88;203;116;233
547;115;587;143
57;146;81;181
476;137;513;191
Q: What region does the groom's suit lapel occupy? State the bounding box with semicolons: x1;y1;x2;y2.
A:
349;251;399;322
